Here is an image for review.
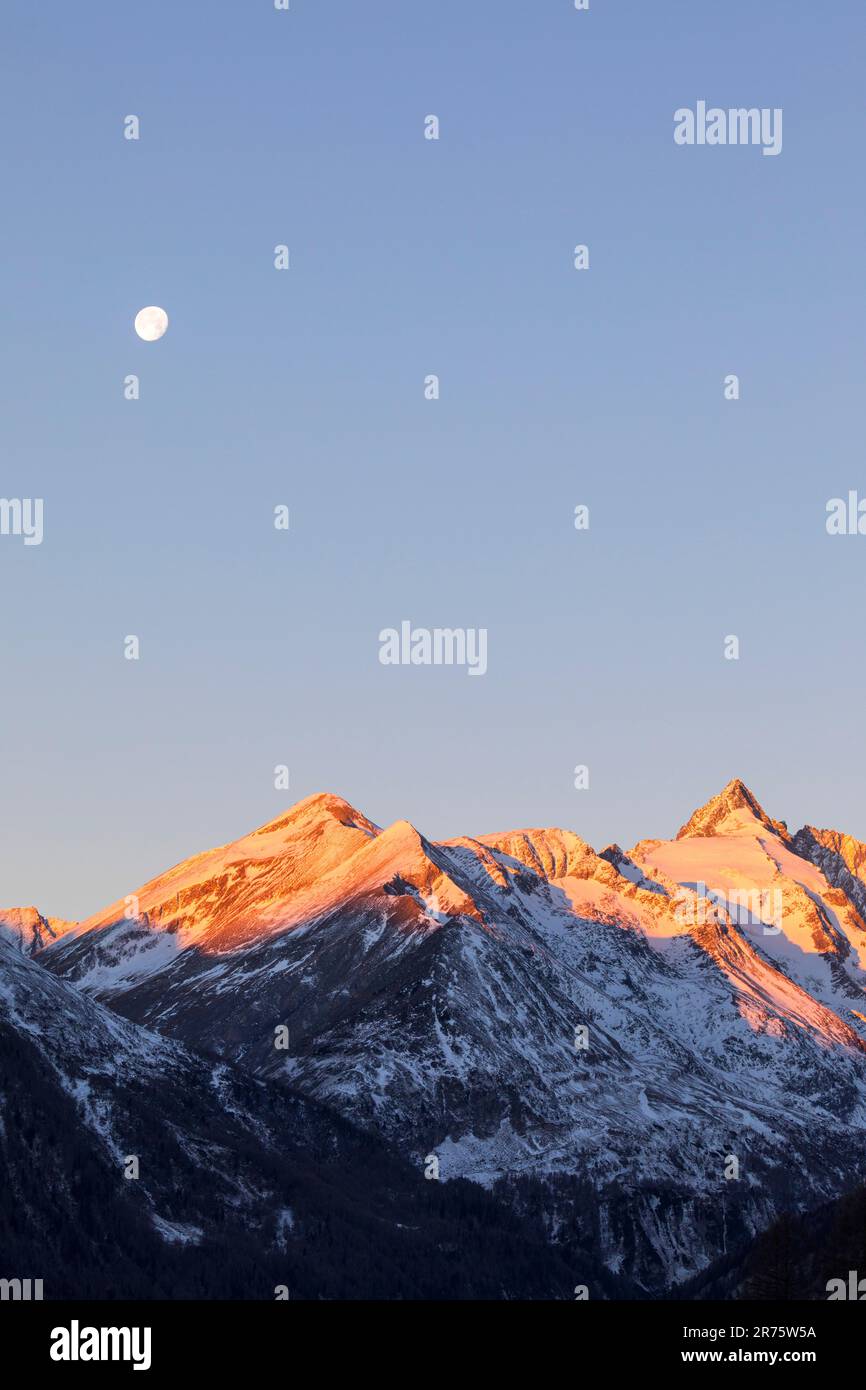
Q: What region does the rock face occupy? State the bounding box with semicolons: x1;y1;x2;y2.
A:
675;777;791;841
15;780;866;1292
0;906;77;956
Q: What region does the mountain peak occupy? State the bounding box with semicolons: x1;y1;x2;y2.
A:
0;905;78;955
253;792;380;839
676;778;789;841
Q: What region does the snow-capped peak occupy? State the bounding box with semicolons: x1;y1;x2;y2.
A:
0;905;78;956
252;792;380;840
675;777;789;841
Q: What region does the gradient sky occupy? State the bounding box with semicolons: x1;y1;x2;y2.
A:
2;0;865;918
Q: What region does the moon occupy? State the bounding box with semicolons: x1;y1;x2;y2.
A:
134;306;169;342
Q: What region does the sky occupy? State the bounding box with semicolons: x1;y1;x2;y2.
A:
1;0;865;918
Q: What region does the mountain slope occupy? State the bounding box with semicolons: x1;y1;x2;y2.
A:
0;936;604;1299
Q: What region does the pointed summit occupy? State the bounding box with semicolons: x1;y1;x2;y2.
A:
0;906;78;956
676;778;789;841
68;793;382;954
253;792;380;840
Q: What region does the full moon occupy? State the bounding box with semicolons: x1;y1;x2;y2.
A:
134;306;169;342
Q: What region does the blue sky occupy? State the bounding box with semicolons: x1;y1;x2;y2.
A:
2;0;865;917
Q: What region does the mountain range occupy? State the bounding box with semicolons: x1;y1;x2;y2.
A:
4;777;866;1297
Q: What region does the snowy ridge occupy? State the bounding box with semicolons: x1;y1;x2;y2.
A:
18;778;866;1289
